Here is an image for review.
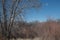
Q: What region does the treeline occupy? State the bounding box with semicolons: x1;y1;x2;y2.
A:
0;19;60;40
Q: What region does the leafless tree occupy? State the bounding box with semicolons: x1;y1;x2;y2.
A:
1;0;41;40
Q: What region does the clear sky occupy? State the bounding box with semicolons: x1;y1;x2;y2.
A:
24;0;60;22
0;0;60;22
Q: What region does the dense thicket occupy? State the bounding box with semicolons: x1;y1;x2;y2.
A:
0;19;60;40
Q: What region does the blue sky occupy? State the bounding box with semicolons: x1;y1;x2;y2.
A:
0;0;60;22
24;0;60;22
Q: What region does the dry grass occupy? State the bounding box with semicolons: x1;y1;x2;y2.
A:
10;37;42;40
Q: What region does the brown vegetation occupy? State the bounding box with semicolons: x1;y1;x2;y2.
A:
0;19;60;40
